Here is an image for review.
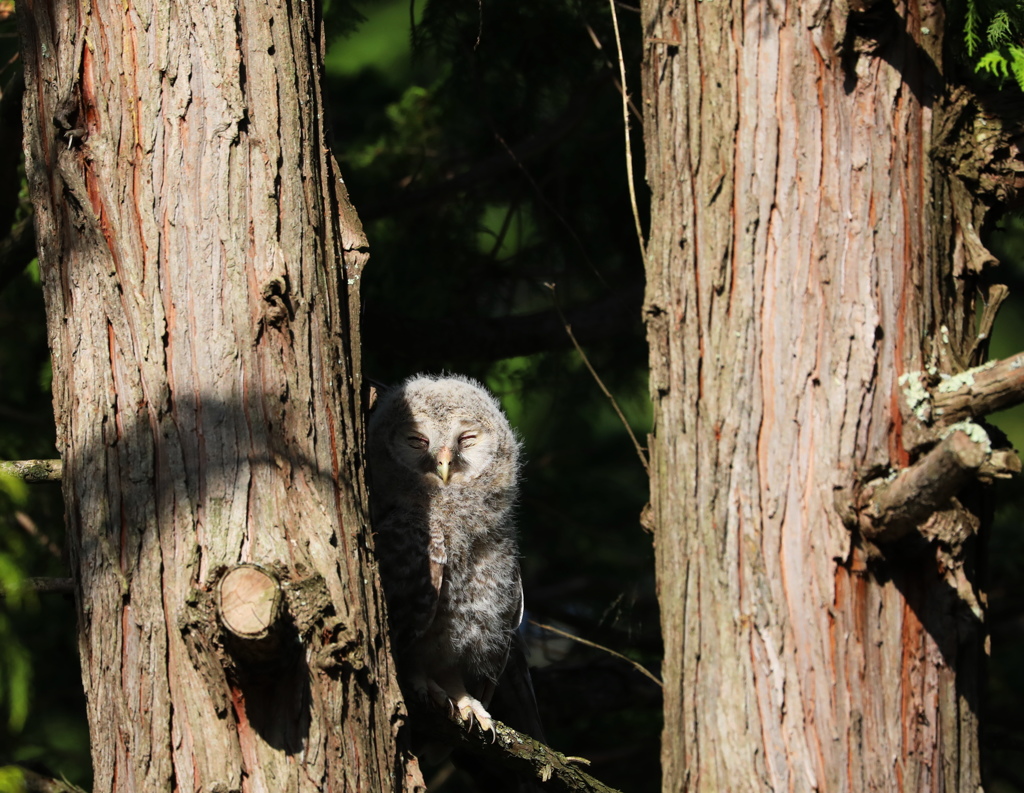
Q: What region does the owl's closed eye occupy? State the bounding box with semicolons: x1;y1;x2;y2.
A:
395;419;496;486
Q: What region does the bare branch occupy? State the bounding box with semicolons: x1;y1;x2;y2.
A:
214;564;295;667
0;577;75;599
217;565;284;640
545;284;649;474
0;458;63;481
860;430;986;543
529;619;661;688
607;0;646;263
932;354;1024;425
1;766;87;793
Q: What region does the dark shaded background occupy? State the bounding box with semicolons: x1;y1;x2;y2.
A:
1;1;1021;791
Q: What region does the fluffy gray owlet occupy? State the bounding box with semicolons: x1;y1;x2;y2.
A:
367;374;524;733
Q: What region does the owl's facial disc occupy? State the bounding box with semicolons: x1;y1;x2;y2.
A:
398;420;492;486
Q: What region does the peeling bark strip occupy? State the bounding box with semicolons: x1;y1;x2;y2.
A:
641;0;984;789
15;0;419;790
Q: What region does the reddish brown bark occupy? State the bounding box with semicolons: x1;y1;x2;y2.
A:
16;0;420;790
641;0;986;789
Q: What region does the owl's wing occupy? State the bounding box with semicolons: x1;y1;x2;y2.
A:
488;563;546;742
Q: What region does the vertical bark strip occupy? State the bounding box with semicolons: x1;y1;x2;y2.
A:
17;0;417;790
642;0;981;789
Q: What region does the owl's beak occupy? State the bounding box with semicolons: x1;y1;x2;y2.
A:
436;446;452;484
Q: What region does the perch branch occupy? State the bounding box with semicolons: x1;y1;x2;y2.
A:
414;705;624;793
860;430;986;543
27;576;75;594
0;458;63;482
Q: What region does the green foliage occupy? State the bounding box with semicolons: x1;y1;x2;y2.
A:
321;0;367;48
953;0;1024;89
966;1;983;55
0;766;26;793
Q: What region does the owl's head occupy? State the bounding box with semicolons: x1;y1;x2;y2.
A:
368;374;520;490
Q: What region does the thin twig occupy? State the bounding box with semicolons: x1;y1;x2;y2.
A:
608;0;646;263
545;283;650;474
492;130;609;288
530;619;662;688
582;23;643;123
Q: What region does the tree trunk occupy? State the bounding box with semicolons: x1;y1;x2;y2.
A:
16;0;420;790
641;0;990;789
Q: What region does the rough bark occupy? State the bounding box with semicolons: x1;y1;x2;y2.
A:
641;0;990;789
16;0;420;790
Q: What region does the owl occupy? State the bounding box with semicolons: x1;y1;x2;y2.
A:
367;374;524;734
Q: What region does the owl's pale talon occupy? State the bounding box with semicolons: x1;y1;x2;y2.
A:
455;694;494;734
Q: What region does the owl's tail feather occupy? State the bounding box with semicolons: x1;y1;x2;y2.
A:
489;633;545;743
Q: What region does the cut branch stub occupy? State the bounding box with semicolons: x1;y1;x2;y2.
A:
217;564;286;662
860;430;987;544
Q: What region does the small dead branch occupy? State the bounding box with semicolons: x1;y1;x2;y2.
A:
0;576;75;599
931;353;1024;426
859;430;986;543
217;565;285;646
0;766;87;793
529;619;661;688
544;283;650;475
607;0;646;263
0;458;63;482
